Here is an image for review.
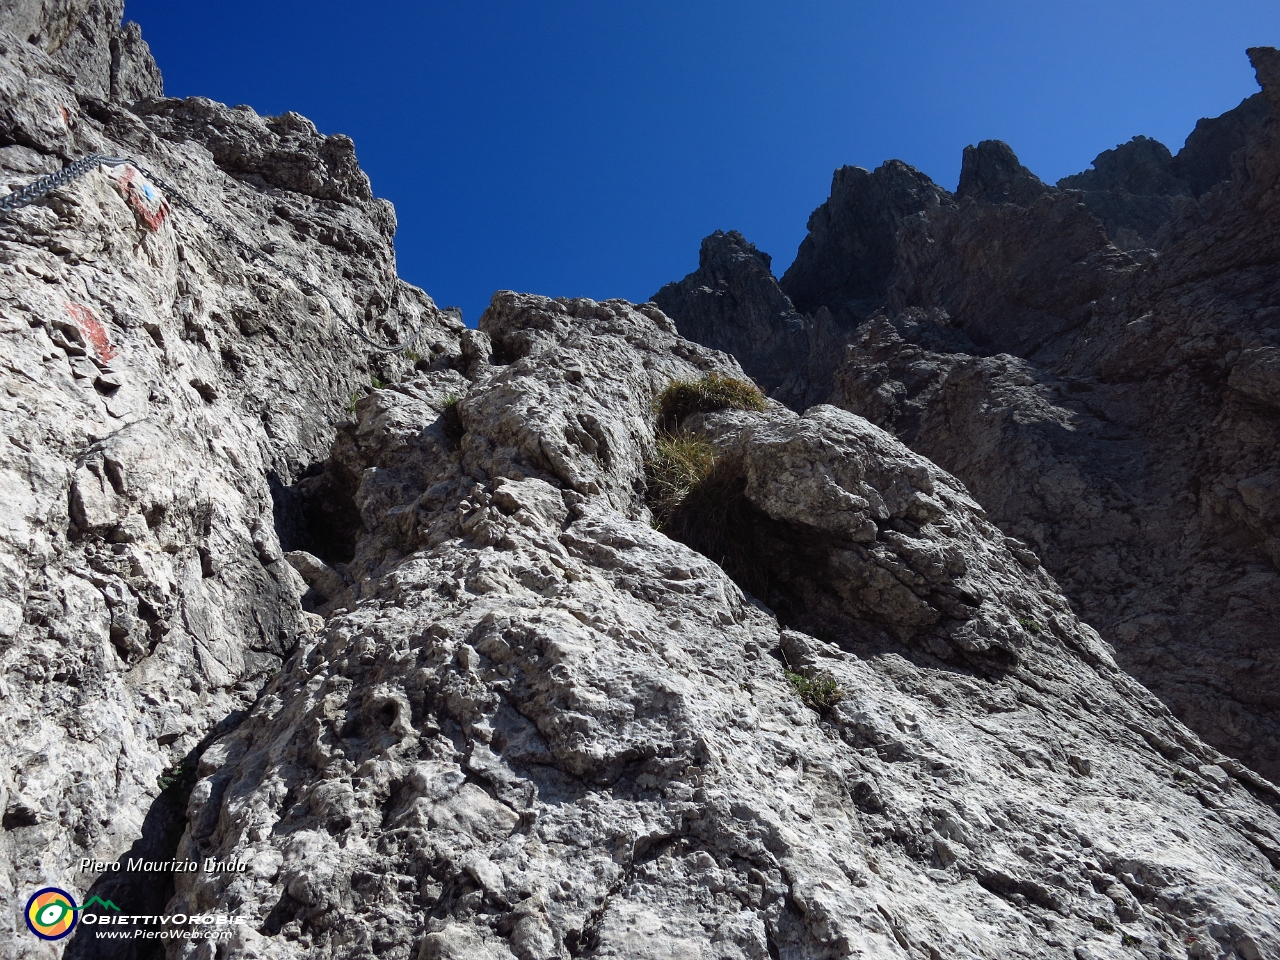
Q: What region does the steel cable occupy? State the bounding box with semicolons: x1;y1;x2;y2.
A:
0;153;414;353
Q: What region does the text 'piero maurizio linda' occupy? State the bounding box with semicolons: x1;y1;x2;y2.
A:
79;858;250;873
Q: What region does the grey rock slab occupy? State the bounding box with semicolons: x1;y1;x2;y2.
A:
1;10;1278;960
780;160;955;317
0;0;161;103
957;139;1052;207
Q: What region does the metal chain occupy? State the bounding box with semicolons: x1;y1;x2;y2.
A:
0;153;130;211
0;153;413;353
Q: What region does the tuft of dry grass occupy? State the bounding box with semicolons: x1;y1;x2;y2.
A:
646;434;717;527
655;373;766;433
646;438;774;599
645;374;772;597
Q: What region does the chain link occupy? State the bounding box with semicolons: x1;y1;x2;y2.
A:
0;154;130;211
0;154;414;353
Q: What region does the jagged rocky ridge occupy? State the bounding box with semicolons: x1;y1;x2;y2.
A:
655;48;1280;789
0;5;1278;960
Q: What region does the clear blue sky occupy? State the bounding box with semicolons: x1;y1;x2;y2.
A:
124;1;1278;325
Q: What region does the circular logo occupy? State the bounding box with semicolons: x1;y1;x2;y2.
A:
25;888;78;940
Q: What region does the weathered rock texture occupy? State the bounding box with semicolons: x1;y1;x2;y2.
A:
2;5;1279;960
779;161;954;318
655;48;1280;789
0;3;462;955
0;0;162;102
957;139;1051;207
170;294;1280;960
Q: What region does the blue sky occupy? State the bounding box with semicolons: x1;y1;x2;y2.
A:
124;1;1279;325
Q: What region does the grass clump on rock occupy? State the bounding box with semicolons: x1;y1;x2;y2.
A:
646;434;717;527
655;373;767;433
646;430;768;597
645;372;771;595
441;394;465;445
785;671;844;711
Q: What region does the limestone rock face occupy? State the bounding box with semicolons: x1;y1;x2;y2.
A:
0;0;161;102
887;189;1137;358
657;48;1280;786
133;98;377;205
1174;93;1269;197
779;160;954;317
171;294;1280;960
1;6;1279;960
956;139;1051;207
1053;89;1270;249
0;7;460;953
1058;136;1190;198
1055;137;1189;251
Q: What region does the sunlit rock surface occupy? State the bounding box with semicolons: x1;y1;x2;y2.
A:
0;2;1277;958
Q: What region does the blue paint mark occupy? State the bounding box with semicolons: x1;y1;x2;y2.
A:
142;184;155;202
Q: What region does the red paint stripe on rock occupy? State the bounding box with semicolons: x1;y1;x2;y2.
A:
64;301;118;362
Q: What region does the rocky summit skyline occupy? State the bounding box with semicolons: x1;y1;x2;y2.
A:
653;60;1280;786
0;3;1277;959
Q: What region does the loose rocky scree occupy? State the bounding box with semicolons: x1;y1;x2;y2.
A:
0;5;1278;960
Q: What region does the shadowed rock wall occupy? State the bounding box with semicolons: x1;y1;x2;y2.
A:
656;48;1280;785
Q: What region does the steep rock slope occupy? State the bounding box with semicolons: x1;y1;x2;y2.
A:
0;0;162;103
0;5;1277;960
1057;93;1269;250
171;293;1280;960
655;49;1280;783
779;161;954;318
0;3;461;953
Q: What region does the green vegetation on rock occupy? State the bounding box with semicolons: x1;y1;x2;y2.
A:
655;373;766;433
